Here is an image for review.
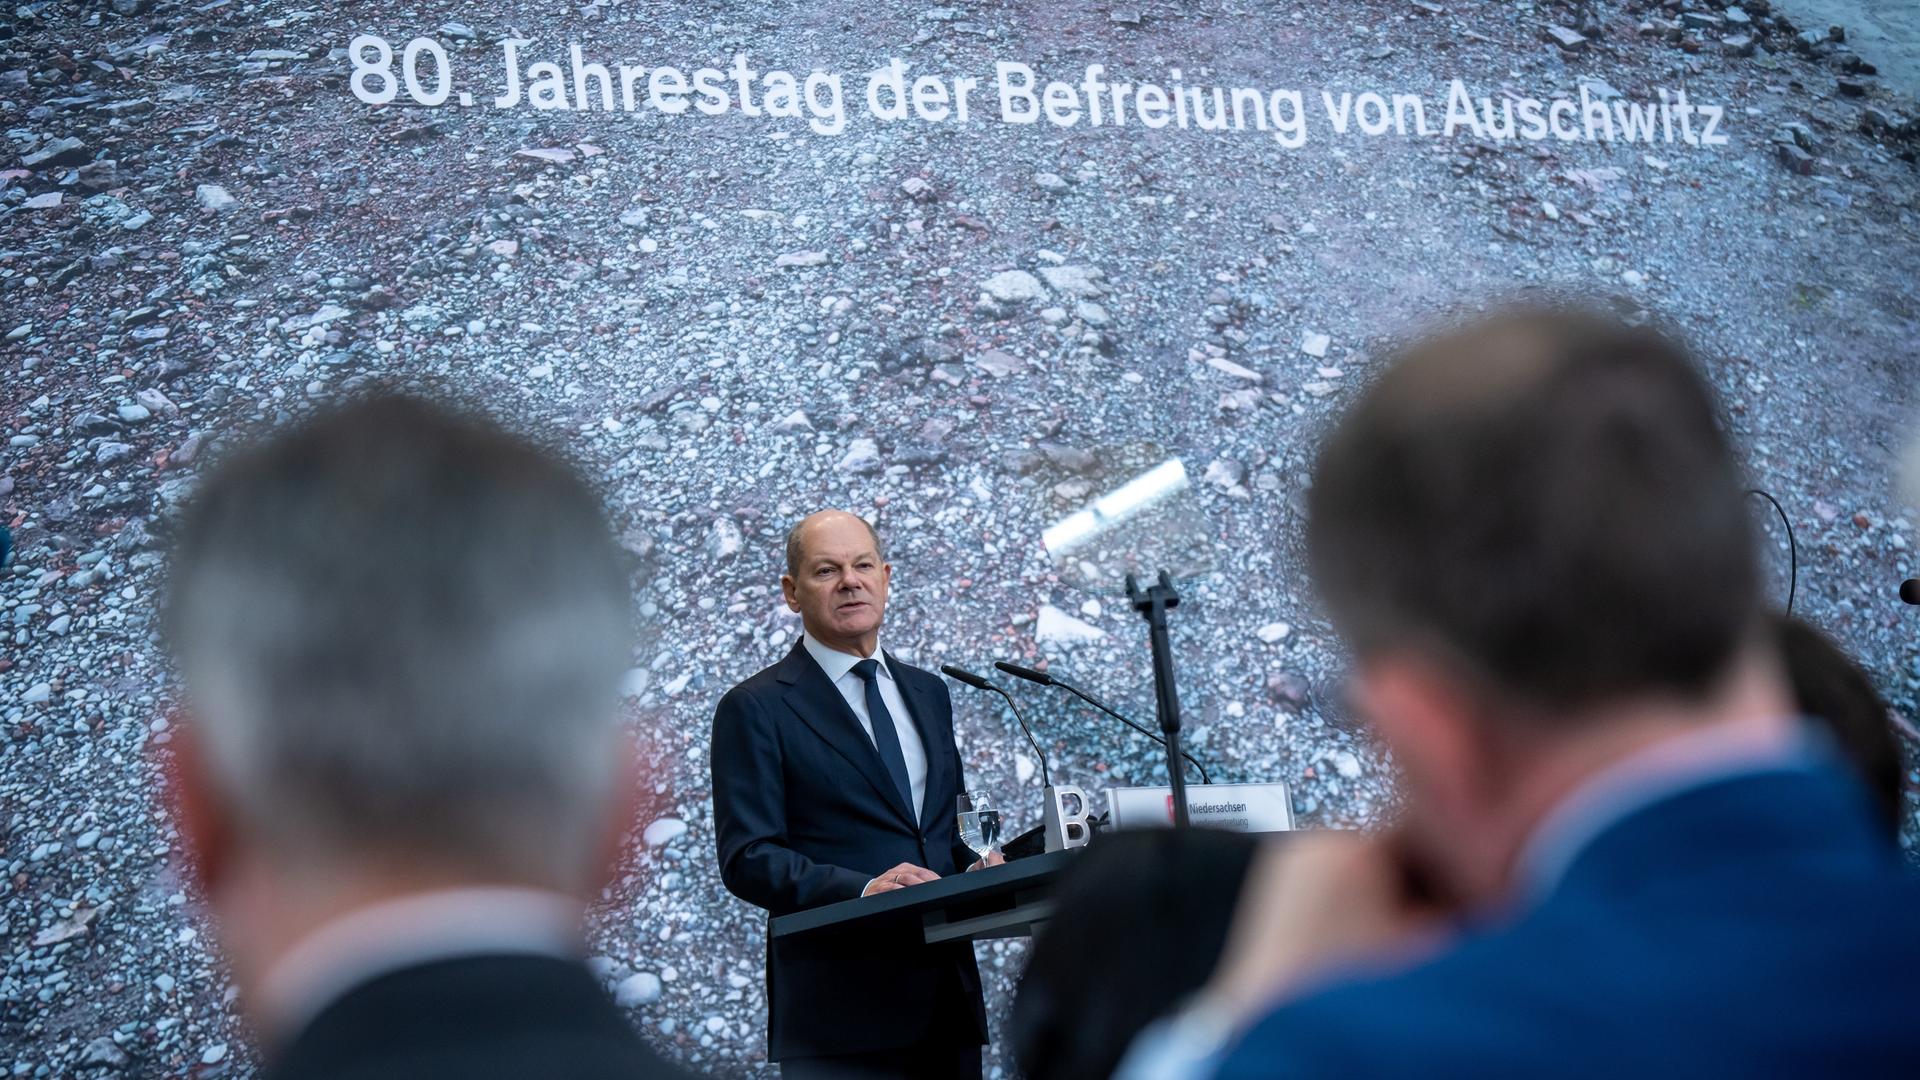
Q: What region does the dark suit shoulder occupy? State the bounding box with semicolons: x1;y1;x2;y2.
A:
714;656;798;724
727;655;791;696
729;640;824;697
267;955;685;1080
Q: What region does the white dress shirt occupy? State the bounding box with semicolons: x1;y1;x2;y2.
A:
803;631;930;825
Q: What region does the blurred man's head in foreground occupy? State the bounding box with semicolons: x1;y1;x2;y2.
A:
1306;307;1789;898
162;394;633;957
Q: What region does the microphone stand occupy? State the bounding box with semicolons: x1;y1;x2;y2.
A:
982;681;1052;790
940;665;1052;788
941;664;1088;855
1127;571;1189;827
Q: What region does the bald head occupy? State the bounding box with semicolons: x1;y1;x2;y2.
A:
785;510;886;577
1306;305;1757;711
782;511;892;657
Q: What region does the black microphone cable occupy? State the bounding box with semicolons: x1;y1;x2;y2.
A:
1746;488;1796;615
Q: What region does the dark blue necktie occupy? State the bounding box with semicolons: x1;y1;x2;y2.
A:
852;658;916;823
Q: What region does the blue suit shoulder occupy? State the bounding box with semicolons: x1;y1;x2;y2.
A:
1219;766;1920;1079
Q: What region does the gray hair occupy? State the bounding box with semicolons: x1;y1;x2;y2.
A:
163;394;631;887
784;511;885;577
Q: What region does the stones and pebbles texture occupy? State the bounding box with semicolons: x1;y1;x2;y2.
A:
4;0;1919;1076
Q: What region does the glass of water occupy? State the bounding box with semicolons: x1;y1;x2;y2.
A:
956;792;1001;865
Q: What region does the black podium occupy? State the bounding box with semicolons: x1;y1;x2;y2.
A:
769;849;1080;947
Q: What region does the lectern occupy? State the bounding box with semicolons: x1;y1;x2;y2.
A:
769;849;1079;948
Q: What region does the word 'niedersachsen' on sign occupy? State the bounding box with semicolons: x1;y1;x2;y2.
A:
347;35;1732;148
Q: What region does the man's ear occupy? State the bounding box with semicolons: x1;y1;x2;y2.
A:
1351;655;1490;827
780;574;799;611
592;736;648;895
158;716;234;896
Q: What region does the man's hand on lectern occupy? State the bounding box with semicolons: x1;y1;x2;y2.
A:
965;851;1006;871
863;862;940;896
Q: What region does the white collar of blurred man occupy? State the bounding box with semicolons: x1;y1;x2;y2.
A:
166;730;647;1043
781;509;893;658
253;886;583;1040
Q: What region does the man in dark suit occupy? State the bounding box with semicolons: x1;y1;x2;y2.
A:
161;395;680;1079
712;510;994;1078
1117;309;1920;1077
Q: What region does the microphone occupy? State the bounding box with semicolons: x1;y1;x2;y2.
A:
941;664;1052;789
1903;579;1920;605
995;659;1212;784
993;659;1055;686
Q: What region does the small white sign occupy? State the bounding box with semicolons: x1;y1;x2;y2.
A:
1106;781;1296;833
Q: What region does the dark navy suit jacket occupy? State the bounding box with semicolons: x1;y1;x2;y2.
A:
266;955;683;1080
1217;762;1920;1078
711;639;986;1061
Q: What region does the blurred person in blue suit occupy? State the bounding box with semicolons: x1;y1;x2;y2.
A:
1121;308;1920;1079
